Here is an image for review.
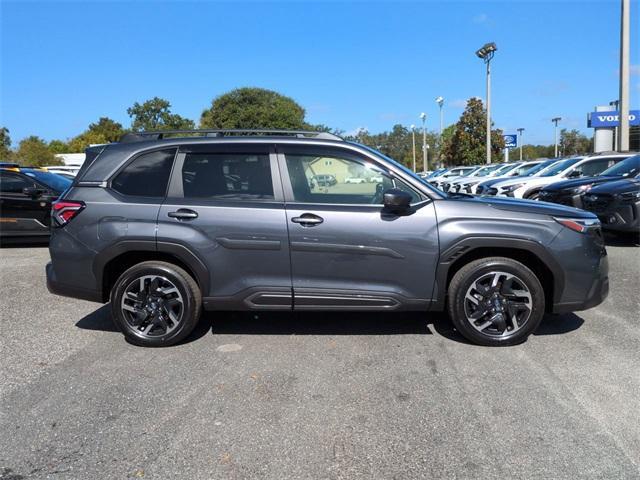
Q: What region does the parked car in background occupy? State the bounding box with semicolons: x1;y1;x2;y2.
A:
582;167;640;233
488;153;631;199
0;168;72;240
43;165;81;177
445;164;506;193
312;174;337;187
476;159;559;196
47;129;608;348
539;154;640;208
428;166;476;189
345;176;367;184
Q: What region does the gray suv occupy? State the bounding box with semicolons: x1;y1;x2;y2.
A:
46;130;609;347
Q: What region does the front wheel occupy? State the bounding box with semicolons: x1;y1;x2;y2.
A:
110;261;202;347
447;257;545;346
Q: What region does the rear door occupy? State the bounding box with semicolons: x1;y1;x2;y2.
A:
278;144;439;310
157;143;292;309
0;171;50;236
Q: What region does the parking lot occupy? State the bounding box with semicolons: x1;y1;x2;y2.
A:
1;238;639;479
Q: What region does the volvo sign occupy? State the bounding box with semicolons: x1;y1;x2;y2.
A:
588;110;640;128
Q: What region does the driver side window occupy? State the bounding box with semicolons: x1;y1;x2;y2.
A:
285;152;421;205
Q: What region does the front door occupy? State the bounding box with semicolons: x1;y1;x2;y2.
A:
0;171;50;236
157;143;292;309
278;144;439;310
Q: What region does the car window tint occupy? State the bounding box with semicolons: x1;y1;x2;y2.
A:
112;148;177;197
182;153;273;200
575;158;617;177
285;153;422;204
0;172;34;194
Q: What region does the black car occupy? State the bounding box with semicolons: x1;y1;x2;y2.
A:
0;168;72;240
583;176;640;233
539;154;638;208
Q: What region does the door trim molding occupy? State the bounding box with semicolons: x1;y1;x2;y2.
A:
290;241;404;259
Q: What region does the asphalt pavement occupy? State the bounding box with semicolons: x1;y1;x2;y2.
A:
1;237;639;479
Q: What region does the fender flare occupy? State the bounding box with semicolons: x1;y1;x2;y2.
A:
431;236;564;311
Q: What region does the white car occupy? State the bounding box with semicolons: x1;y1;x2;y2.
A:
345;177;367;184
447;163;519;193
430;166;479;191
475;159;558;195
491;153;632;199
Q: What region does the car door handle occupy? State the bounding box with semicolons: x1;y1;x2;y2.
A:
291;213;324;226
168;209;198;220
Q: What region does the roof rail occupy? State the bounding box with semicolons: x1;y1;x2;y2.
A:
119;129;344;143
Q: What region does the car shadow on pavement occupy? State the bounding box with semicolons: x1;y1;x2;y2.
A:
0;238;49;248
75;306;585;346
603;231;640;247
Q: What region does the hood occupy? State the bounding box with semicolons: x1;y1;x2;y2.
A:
542;175;619;192
588;177;640;195
453;194;596;219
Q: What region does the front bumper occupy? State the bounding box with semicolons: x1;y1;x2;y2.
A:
538;191;583;208
552;258;609;314
583;196;640;232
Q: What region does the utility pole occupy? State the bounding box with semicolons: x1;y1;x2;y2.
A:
410;124;416;172
517;128;525;160
476;43;497;164
618;0;630;151
436;97;444;167
420;113;427;172
552;117;562;157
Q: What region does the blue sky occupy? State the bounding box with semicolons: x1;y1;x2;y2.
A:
1;0;638;146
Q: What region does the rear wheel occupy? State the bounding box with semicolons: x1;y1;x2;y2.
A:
447;257;545;346
110;261;202;347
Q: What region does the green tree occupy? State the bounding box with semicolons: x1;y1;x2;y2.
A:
559;129;592;156
200;88;306;129
48;139;70;154
67;117;125;152
441;98;505;165
0;127;11;160
15;136;60;166
127;97;195;132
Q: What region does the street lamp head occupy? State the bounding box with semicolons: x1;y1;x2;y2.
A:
419;112;427;120
475;42;497;59
517;127;525;133
435;96;444;107
552;117;562;123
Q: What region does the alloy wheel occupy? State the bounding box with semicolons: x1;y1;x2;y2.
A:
120;275;184;337
463;271;533;338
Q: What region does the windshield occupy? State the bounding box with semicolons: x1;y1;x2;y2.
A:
540;157;582;177
510;162;540;176
599;155;640;177
22;170;72;192
493;163;520;176
473;165;501;177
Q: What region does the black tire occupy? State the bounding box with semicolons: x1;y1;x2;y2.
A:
525;190;541;200
447;257;545;346
110;261;202;347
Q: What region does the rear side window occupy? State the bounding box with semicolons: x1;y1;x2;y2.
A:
182;153;274;200
0;172;35;194
574;158;617;177
112;148;177;197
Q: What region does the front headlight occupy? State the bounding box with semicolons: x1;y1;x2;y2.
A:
501;183;524;193
617;191;640;201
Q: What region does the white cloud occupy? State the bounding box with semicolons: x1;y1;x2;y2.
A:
344;127;368;137
472;13;489;24
450;99;469;108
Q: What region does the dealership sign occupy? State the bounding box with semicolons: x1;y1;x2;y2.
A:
503;134;517;148
588;110;640;128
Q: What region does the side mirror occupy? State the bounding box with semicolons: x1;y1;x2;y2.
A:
23;186;45;198
383;188;412;213
567;170;582;178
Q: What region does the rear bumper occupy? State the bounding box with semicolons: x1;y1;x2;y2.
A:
46;261;103;303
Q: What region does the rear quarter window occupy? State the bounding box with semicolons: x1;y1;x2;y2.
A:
111;148;177;197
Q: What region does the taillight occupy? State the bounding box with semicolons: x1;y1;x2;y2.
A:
52;200;85;226
553;217;600;234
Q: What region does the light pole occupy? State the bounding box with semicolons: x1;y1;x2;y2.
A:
610;100;620;148
476;42;497;164
410;124;416;172
436;96;444;167
420;112;427;172
552;117;562;157
618;0;630;151
517;127;525;160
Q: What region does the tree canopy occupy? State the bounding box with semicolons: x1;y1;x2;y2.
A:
67;117;125;152
200;88;306;129
441;98;505;165
15;136;60;166
127;97;195;132
0;127;11;160
559;128;592;156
